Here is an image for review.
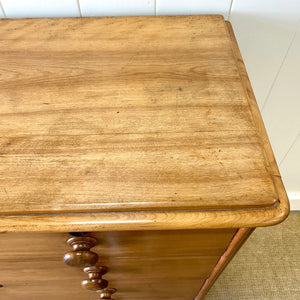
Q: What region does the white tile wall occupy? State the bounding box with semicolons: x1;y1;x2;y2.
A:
262;27;300;164
80;0;155;17
0;4;5;18
156;0;232;19
0;0;299;210
230;0;300;109
1;0;80;18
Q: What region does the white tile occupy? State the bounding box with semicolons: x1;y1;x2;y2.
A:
290;199;300;211
262;29;300;163
80;0;155;17
279;134;300;211
0;5;5;18
230;0;300;108
1;0;80;18
156;0;232;19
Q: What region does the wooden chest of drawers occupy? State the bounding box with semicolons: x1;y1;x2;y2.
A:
0;15;289;299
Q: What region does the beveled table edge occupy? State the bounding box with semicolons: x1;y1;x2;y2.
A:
0;175;289;232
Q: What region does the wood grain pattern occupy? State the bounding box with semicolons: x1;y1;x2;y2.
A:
0;131;277;214
91;229;236;257
0;17;290;300
0;176;289;232
0;16;289;231
225;21;279;176
0;229;236;299
195;227;254;299
0;16;278;215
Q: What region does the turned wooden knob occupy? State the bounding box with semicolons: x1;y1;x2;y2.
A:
81;266;109;291
63;236;98;268
97;288;117;299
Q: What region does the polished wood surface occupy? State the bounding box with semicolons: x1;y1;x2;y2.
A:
0;16;289;232
0;177;288;231
63;236;99;268
82;266;109;291
0;16;289;300
0;229;236;299
225;21;280;177
97;288;117;300
195;227;254;299
0;15;285;224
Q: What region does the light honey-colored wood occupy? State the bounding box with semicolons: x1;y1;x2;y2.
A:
225;21;280;177
0;15;290;300
0;229;236;299
0;131;277;214
0;176;289;231
0;16;288;232
0;16;289;232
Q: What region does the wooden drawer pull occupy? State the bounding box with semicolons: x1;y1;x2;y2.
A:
63;235;117;298
97;288;117;299
82;266;108;291
63;236;98;268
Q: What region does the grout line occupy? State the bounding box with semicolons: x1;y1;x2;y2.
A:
76;0;82;17
228;0;234;20
0;0;7;18
261;31;297;112
279;132;300;166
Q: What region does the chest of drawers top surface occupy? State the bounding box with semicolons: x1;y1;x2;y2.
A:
0;15;289;231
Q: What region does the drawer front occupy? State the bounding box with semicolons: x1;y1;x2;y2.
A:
0;229;236;299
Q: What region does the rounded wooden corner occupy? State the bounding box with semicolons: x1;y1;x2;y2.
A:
265;176;290;226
